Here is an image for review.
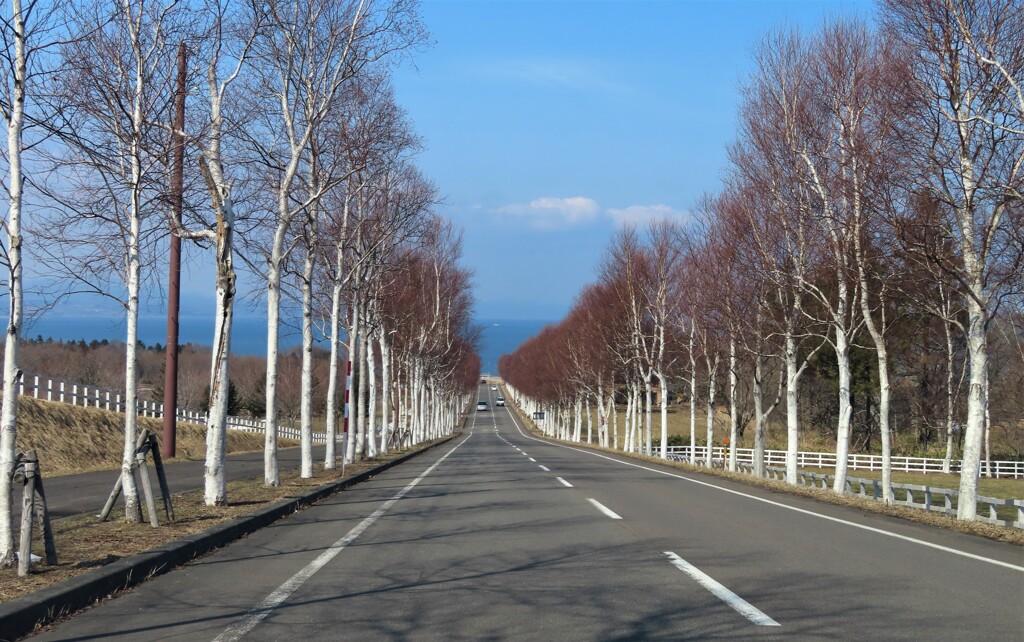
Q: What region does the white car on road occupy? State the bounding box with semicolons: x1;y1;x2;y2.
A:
496;396;505;407
476;401;488;411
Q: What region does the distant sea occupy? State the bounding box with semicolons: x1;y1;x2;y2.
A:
18;313;553;372
477;319;552;375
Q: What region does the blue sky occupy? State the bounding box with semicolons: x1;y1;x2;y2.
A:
391;0;875;320
21;0;878;349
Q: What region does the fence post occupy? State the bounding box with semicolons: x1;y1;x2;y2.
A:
71;384;78;406
59;381;65;404
105;391;111;410
46;378;52;402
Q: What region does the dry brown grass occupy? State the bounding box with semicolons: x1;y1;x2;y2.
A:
14;397;300;476
509;404;1024;546
0;442;443;603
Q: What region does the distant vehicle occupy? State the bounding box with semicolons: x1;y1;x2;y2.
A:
476;401;488;411
496;396;505;406
481;379;486;384
490;385;498;391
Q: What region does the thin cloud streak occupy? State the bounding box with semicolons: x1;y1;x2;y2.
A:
468;57;633;94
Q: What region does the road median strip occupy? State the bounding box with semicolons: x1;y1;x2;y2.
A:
0;435;456;641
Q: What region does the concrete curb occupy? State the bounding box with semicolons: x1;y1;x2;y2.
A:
0;436;455;641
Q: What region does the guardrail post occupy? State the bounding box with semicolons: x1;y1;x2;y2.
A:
59;381;65;403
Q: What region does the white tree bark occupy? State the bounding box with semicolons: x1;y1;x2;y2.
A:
379;329;391;454
299;230;316;479
366;324;378;458
657;372;668;459
689;324;697;464
728;338;738;473
0;0;27;565
705;354;719;467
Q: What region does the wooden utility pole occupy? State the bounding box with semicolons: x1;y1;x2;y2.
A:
162;42;187;459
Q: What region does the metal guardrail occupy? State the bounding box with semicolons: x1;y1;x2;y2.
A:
664;445;1024;479
14;372;339;444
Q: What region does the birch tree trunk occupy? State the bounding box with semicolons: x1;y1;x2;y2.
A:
355;315;369;458
658;373;668;459
644;379;652;456
205;231;234;505
299;234;316;479
324;266;343;469
832;326;854;494
753;352;766;478
120;36;150;522
344;293;361;463
959;293;989;518
585;396;592;443
0;0;27;565
858;273;894;504
263;228;287;485
706;355;718;467
942;319;956;474
366;326;378;458
689;324;697;464
728;338;738;472
379;330;391;454
785;332;800;485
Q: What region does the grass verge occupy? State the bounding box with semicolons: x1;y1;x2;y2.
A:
15;397;300;476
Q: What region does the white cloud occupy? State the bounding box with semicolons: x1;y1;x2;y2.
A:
606;204;691;228
497;196;600;228
470;58;632;94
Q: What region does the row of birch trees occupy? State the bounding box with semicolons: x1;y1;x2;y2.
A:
0;0;480;569
502;0;1022;522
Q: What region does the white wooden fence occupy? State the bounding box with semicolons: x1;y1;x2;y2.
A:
14;372;338;444
664;445;1024;479
735;462;1024;529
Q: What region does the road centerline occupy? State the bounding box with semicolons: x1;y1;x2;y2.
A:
587;498;622;519
499;403;1024;573
664;551;780;627
556;477;573;488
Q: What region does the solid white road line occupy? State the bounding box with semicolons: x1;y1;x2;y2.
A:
499;404;1024;573
556;477;573;488
539;465;550;472
212;434;472;642
664;552;780;627
588;498;622;519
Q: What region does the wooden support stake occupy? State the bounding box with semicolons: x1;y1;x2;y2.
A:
33;472;58;565
17;457;36;577
148;433;174;522
99;430;150;522
136;450;160;528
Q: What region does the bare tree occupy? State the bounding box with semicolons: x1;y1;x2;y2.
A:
882;0;1024;518
40;0;182;520
0;0;64;566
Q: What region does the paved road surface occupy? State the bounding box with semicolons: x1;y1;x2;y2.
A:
28;384;1024;640
25;445;327;520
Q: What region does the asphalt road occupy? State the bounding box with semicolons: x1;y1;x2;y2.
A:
24;445;327;520
27;384;1024;641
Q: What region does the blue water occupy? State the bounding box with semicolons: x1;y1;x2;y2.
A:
477;319;552;375
19;312;552;371
21;314;292;356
